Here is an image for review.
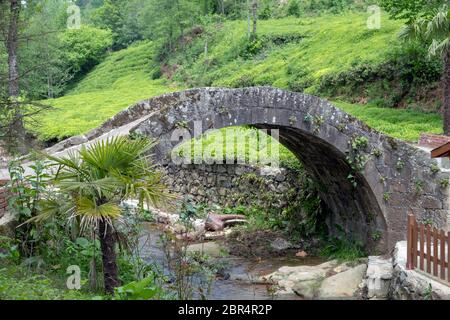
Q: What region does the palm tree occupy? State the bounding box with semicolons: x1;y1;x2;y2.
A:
30;136;169;294
400;4;450;134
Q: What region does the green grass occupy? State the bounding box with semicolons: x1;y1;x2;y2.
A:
334;101;443;141
0;264;95;300
33;41;180;141
173;126;300;169
172;12;403;92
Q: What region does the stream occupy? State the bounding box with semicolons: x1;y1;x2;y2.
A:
138;223;325;300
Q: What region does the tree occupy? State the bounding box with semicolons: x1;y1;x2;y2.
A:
0;0;64;150
58;26;113;75
251;0;258;36
30;137;169;294
1;0;26;153
247;0;258;39
138;0;199;55
91;0;143;49
381;1;450;134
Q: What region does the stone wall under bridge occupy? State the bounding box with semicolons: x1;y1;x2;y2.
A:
160;163;300;209
40;87;450;252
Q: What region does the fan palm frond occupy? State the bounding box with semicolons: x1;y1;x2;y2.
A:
21;197;75;226
426;5;450;39
75;196;122;233
79;136;156;174
429;37;450;56
399;4;450;57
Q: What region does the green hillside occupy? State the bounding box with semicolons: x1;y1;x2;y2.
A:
33;12;442;142
34;42;179;141
170;13;402;91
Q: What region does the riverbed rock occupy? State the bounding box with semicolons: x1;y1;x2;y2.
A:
259;260;340;298
317;264;367;299
270;238;292;251
186;242;225;257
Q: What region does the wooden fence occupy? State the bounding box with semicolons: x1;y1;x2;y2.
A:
407;214;450;282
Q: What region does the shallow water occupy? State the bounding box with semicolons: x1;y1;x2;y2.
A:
139;223;325;300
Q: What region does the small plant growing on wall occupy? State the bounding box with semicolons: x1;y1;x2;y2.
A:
303;114;312;123
346;136;369;188
175;120;189;129
431;164;440;174
414;179;424;194
351;136;369;151
313;115;324;126
396;159;405;171
440;179;450;188
424;283;434;300
423;218;434;227
337;123;346;133
289;115;297;126
371;231;382;242
218;106;229;114
371;148;382;158
383;192;390;202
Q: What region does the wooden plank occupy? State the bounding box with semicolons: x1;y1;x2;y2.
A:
412;219;418;268
431;142;450;158
441;230;446;280
434;228;439;277
420;224;425;271
407;215;414;270
427;225;432;273
416;251;449;267
448;231;450;282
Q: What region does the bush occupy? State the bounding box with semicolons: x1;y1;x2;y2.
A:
59;26;113;75
286;0;301;17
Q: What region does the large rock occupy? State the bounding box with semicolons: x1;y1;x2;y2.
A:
0;212;16;238
366;256;393;299
317;264;367;299
259;260;339;298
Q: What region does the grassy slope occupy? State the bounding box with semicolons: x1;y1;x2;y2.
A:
34;12;442;143
173;12;402;92
34;42;179;140
335;101;442;141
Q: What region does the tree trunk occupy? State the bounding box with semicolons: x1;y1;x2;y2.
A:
99;219;120;294
443;48;450;136
7;0;20;98
251;0;258;37
6;0;27;154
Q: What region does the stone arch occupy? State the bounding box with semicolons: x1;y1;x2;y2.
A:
65;87;450;252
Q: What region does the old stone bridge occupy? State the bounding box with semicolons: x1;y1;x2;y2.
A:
40;87;450;251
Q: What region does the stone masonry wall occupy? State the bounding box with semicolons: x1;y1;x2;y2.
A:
161;163;300;209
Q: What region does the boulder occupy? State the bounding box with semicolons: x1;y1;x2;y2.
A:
317;264;367;299
366;256;393;299
0;212;16;238
259;260;339;298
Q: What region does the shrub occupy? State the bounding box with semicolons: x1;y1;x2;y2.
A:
59;26;113;75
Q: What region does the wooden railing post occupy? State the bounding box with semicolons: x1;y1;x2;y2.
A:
407;214;415;270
